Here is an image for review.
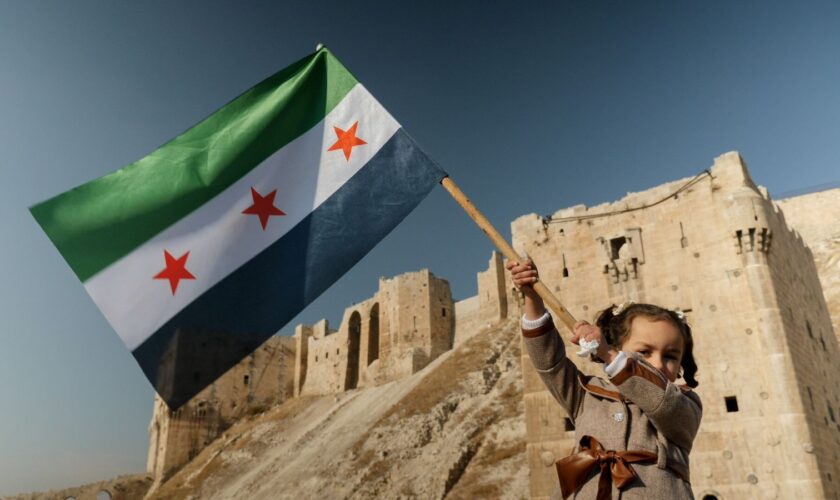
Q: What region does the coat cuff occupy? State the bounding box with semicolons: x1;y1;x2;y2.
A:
603;351;628;377
521;311;551;329
609;354;668;389
522;312;555;338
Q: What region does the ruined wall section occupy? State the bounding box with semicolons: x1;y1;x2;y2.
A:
375;280;394;385
293;324;312;397
427;273;455;360
147;395;223;482
299;319;346;395
295;270;453;395
381;270;453;379
229;335;296;413
453;295;480;344
299;294;387;396
454;251;521;345
147;335;296;482
513;152;836;499
339;298;380;391
478;251;508;325
355;298;383;388
379;271;423;380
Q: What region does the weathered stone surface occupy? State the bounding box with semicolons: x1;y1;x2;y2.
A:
143;259;517;490
146;335;297;484
292;269;456;396
514;152;840;499
777;188;840;342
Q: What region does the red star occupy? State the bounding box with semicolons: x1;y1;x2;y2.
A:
327;121;367;161
242;187;286;230
153;250;196;295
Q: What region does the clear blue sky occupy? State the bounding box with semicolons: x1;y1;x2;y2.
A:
1;1;838;495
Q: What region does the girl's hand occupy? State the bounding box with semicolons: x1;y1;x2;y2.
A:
505;259;539;297
572;320;619;363
506;258;545;319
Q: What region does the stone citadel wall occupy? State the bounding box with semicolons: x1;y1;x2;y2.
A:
146;258;517;484
146;335;296;482
513;152;840;499
293;269;456;396
777;188;840;341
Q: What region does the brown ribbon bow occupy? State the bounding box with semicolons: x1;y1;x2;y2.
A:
555;435;657;500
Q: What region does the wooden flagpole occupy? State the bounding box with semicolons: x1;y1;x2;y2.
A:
440;176;578;332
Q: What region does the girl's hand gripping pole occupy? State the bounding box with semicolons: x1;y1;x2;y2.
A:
439;176;577;333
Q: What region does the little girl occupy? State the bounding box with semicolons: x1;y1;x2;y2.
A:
507;259;702;500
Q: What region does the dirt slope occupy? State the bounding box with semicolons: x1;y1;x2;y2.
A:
148;319;527;500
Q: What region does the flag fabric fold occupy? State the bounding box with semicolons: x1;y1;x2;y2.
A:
30;48;446;409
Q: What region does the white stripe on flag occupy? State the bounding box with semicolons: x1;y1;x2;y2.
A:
85;84;400;350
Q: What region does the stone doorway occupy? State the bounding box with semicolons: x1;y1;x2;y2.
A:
368;303;380;365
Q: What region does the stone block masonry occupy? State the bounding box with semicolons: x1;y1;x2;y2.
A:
146;335;296;483
514;152;840;499
146;255;518;484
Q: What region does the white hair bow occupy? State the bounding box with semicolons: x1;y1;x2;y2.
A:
611;301;635;316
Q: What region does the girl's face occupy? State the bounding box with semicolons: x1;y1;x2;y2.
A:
621;315;684;382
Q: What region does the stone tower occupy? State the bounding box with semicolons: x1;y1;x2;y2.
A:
379;269;455;378
515;152;840;499
293;269;455;396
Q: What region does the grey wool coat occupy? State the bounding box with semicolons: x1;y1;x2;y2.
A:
523;318;702;500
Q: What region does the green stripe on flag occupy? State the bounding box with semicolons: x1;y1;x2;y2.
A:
30;48;358;282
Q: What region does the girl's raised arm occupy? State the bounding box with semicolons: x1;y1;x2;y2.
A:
508;260;586;422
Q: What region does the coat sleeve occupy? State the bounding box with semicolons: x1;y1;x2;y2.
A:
608;352;703;451
522;318;586;423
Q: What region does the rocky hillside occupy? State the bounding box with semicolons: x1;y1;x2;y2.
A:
144;318;527;500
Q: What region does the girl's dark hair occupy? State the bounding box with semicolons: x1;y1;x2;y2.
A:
594;303;699;388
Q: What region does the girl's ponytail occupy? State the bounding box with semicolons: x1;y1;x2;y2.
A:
595;302;637;349
591;304;625;363
595;304;620;347
679;322;699;388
